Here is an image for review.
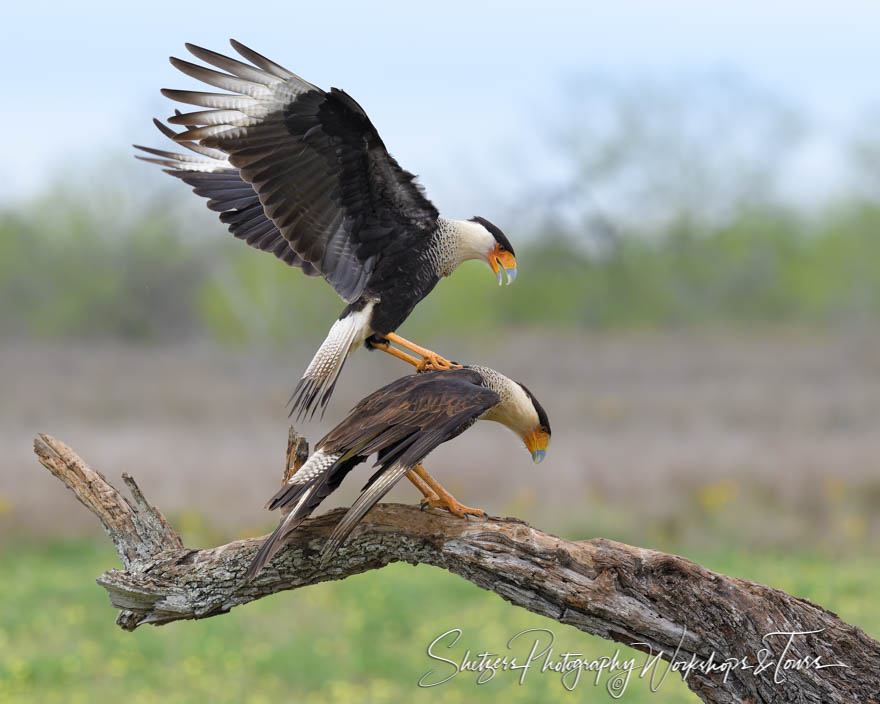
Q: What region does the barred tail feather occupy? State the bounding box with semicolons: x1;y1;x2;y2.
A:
245;450;344;581
264;450;340;510
244;492;312;582
289;305;373;419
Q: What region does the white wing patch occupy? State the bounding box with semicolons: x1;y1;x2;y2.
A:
163;42;316;144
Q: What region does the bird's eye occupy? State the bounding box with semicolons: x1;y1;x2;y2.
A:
498;244;506;251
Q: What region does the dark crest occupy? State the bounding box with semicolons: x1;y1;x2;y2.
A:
469;216;515;256
517;381;551;435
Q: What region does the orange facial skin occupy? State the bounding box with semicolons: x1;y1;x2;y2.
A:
487;244;517;285
523;427;550;464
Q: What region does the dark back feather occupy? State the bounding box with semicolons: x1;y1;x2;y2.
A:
319;369;496;455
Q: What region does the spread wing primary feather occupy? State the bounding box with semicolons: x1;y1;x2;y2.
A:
245;369;500;580
135;117;319;272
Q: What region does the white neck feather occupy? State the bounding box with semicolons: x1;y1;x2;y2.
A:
433;218;495;275
472;366;540;436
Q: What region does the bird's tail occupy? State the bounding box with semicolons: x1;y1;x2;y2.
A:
245;450;344;581
288;306;373;419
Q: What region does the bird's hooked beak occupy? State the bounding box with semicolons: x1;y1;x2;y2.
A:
488;243;517;286
522;427;550;464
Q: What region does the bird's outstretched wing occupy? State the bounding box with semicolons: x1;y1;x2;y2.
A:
245;369;498;579
135;118;320;275
136;40;439;303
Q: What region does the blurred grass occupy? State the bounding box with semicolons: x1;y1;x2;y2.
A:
0;540;876;704
3;191;880;343
556;479;880;557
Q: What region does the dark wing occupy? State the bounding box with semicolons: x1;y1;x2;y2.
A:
317;369;500;563
135;118;319;274
245;369;498;579
140;40;439;303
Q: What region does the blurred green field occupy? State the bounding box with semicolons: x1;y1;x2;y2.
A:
1;540;876;703
3;186;880;343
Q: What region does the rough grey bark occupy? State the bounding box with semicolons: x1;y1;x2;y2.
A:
33;432;880;703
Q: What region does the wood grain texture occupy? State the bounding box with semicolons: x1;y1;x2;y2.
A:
33;433;880;703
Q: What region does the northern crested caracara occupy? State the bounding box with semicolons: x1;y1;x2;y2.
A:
245;366;551;580
135;40;518;418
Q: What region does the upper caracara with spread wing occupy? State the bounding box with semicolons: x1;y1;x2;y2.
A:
135;40;518;417
245;366;551;580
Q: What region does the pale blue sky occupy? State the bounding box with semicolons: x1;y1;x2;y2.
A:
4;1;880;213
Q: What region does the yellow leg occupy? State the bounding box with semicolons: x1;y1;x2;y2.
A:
410;464;484;518
405;469;439;502
369;340;422;368
383;333;462;372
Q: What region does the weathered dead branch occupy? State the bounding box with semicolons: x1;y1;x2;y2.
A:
33;432;880;703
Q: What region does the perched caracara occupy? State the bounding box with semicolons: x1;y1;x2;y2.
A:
245;366;551;579
135;40;518;417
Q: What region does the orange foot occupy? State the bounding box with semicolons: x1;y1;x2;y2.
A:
415;352;461;372
409;464;483;519
420;495;484;518
382;333;462;372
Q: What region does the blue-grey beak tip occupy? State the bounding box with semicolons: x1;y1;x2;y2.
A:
505;267;517;284
532;449;546;464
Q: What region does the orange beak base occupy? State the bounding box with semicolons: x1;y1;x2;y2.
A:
523;427;550;464
488;244;517;285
